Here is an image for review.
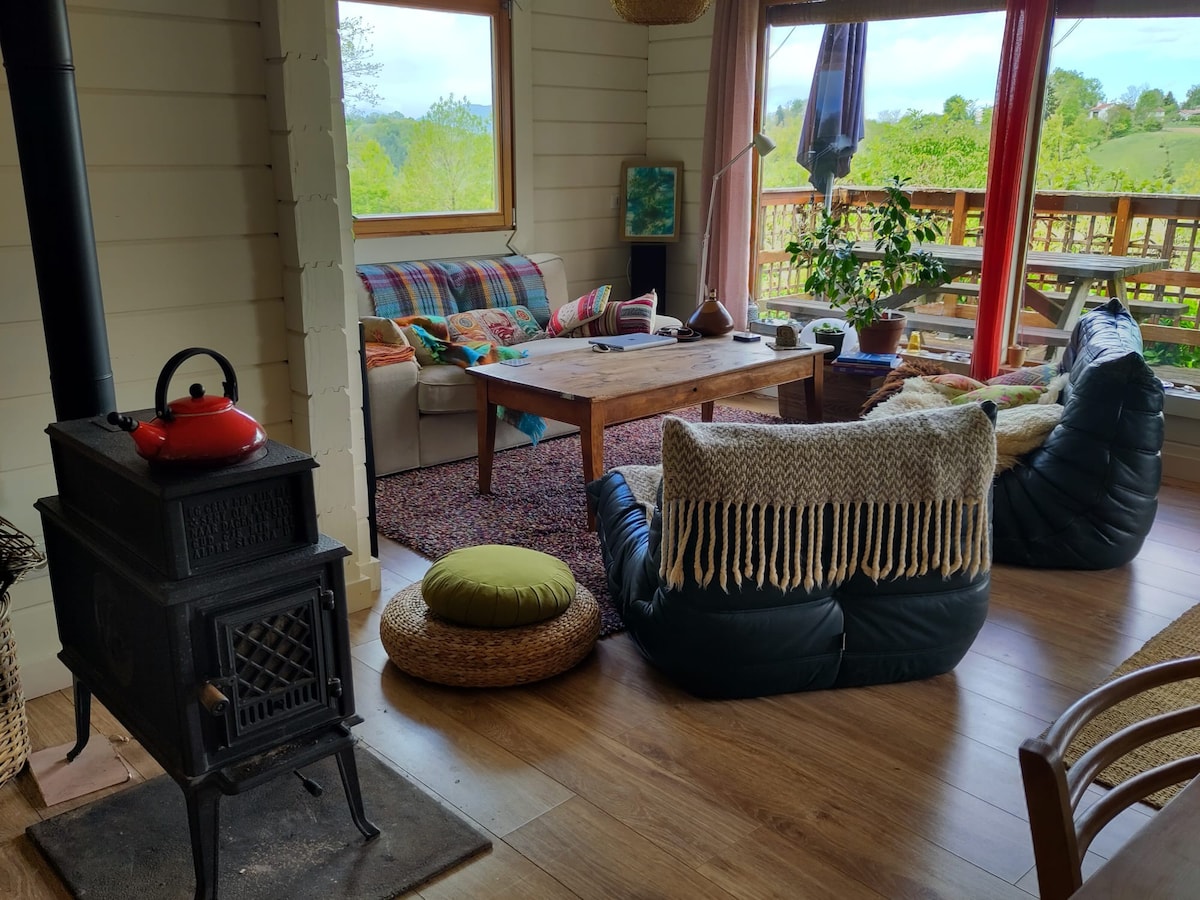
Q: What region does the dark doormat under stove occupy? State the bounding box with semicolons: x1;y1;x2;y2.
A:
26;746;491;900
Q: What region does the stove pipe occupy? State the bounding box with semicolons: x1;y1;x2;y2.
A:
0;0;114;422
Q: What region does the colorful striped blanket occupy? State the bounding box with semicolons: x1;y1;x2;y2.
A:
440;256;551;326
398;316;546;445
357;261;456;319
357;255;551;326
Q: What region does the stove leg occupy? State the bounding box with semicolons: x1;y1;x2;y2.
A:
335;747;380;840
65;678;92;762
185;783;222;900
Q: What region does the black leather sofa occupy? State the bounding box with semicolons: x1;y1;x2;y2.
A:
588;406;995;699
992;298;1163;568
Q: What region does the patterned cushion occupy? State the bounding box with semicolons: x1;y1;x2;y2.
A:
922;373;984;396
567;291;657;338
986;363;1060;387
952;383;1047;410
446;306;546;346
361;316;409;345
445;310;493;344
442;256;552;326
548;286;611;336
357;262;457;319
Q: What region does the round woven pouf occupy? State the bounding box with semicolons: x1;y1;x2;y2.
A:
380;583;600;687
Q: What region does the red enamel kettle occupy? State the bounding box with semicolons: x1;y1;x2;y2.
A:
108;348;268;467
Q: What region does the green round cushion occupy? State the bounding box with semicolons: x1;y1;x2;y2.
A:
422;545;576;628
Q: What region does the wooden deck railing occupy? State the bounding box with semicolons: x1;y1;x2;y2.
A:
757;187;1200;357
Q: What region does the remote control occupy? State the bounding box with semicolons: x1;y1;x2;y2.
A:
500;358;531;366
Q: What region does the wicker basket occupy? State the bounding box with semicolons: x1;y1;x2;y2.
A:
611;0;712;25
0;515;45;788
0;592;31;787
0;514;44;596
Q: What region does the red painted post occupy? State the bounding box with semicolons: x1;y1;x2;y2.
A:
972;0;1054;381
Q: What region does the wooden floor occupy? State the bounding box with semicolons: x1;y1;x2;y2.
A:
3;423;1199;897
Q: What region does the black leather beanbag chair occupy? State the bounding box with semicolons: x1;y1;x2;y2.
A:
991;298;1163;569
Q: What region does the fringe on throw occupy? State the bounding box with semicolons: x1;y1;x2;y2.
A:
661;497;989;592
657;405;996;593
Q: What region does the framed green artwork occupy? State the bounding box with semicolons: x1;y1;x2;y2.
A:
619;160;683;243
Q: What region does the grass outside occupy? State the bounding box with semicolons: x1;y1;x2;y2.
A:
1088;127;1200;183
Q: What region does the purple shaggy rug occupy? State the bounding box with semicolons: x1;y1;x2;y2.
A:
374;407;784;636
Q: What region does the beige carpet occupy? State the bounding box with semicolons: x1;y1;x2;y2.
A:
1064;604;1200;808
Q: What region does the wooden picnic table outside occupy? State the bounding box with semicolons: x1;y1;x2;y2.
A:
756;296;1077;352
850;242;1171;331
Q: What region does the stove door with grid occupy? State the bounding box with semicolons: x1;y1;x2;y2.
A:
194;563;352;772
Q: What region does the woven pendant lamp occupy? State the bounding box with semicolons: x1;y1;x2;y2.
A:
611;0;712;25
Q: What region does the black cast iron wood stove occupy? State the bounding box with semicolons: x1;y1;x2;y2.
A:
35;415;379;900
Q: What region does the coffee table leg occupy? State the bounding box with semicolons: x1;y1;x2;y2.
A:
700;401;715;422
803;360;824;423
581;409;604;531
475;379;497;493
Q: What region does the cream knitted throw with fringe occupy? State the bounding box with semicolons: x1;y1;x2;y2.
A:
660;404;996;593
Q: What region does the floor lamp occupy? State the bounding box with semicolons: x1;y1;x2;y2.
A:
690;132;776;335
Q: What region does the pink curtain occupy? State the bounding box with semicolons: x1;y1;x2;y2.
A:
700;0;759;329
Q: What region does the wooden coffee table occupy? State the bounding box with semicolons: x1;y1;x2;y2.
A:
467;337;830;528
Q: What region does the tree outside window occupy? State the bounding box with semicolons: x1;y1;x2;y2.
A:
337;0;513;237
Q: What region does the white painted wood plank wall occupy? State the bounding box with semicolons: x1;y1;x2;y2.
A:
648;14;712;318
529;0;646;302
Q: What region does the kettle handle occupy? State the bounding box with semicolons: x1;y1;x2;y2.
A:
155;348;239;420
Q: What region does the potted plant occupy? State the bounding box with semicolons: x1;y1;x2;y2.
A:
812;321;846;360
785;176;947;355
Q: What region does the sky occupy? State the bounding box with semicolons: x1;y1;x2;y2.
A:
766;14;1200;119
341;1;494;117
338;2;1200;121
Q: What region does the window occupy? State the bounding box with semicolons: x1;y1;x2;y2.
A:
755;1;1199;383
1030;15;1200;387
760;15;1006;194
755;11;1006;310
338;0;513;237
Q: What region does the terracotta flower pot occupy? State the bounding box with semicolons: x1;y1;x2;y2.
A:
856;312;906;355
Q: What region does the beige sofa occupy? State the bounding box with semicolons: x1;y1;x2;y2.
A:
358;253;681;475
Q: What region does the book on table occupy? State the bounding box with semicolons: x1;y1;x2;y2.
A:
832;352;900;375
587;333;677;351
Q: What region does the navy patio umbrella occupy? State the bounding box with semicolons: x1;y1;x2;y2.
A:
797;23;867;210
